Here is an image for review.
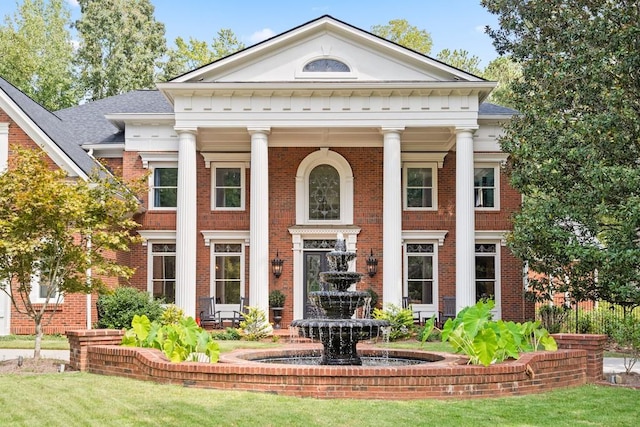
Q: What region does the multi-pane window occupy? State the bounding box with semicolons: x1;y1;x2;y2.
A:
214;244;242;304
152;168;178;208
405;165;435;209
475;243;497;302
30;262;62;303
474;167;496;208
214;167;243;209
406;243;434;304
308;164;340;221
151;243;176;303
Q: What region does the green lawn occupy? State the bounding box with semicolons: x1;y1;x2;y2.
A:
0;373;636;426
0;335;70;350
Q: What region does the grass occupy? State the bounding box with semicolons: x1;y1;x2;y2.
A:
0;373;636;426
0;335;69;350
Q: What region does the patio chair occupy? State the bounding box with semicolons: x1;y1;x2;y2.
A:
402;296;423;325
229;296;248;328
198;297;222;329
439;296;457;328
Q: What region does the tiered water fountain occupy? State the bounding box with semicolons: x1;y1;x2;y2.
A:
290;236;389;365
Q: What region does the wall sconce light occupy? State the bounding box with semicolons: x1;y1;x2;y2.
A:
271;250;284;278
366;249;378;277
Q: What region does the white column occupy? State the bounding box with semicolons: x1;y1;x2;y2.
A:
175;129;198;317
248;128;270;315
455;128;477;312
382;128;404;307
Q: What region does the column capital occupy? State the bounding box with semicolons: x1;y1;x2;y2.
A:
380;127;405;135
174;127;198;135
455;127;478;135
247;127;271;136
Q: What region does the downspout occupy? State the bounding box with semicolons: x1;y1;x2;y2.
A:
86;234;92;329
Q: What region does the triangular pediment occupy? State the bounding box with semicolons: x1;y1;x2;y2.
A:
172;15;484;84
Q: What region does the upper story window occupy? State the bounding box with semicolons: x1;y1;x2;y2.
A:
213;164;245;210
303;59;350;72
139;153;179;211
474;165;499;210
404;163;437;210
152;167;178;209
296;148;354;225
308;164;340;221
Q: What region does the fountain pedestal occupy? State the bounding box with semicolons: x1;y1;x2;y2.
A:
291;238;389;365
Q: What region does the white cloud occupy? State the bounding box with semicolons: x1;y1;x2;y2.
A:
249;28;276;44
67;0;79;6
475;25;487;33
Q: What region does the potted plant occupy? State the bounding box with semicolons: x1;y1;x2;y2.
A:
269;290;286;329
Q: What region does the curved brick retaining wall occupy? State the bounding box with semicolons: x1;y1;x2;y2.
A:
66;330;606;400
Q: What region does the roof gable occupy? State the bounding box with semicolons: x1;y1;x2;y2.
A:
173;15;485;84
0;76;101;178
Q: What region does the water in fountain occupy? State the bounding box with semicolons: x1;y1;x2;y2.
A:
290;237;390;365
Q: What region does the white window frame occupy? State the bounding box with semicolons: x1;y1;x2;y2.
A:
401;231;447;321
149;163;178;211
212;163;246;211
29;268;63;304
139;154;179;212
403;162;438;211
295;148;354;225
474;238;502;320
202;231;249;316
147;241;177;304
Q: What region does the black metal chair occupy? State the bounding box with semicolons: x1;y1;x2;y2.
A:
439;296;457;328
198;297;222;329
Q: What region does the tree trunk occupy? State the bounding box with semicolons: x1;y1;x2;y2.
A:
33;320;42;360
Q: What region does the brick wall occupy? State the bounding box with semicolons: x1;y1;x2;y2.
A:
68;330;601;400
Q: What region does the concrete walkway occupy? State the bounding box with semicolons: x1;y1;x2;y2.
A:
1;349;638;374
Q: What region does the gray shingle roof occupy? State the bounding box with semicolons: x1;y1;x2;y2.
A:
0;76;104;177
479;102;518;115
55;90;172;145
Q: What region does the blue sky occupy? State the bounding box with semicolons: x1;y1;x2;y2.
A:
0;0;502;67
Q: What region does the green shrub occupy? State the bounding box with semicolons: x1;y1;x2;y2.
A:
423;300;557;366
239;306;272;341
96;287;164;329
122;314;220;363
417;324;441;342
211;327;241;340
610;315;640;374
160;304;184;325
538;304;570;334
372;303;414;341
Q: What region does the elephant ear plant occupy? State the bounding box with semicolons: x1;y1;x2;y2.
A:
122;314;220;363
422;300;557;366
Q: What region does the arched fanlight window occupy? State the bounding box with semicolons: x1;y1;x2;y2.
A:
303;58;350;72
308;164;340;220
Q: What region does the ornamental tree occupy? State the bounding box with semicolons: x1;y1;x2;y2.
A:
0;147;141;359
482;0;640;307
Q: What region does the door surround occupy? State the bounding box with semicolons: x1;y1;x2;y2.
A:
288;226;360;319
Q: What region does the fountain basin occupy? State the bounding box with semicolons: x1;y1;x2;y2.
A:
305;290;370;318
317;271;362;291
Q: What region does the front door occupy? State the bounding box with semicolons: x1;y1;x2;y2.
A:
303;251;329;318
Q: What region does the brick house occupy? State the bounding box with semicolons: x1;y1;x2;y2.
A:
0;16;534;334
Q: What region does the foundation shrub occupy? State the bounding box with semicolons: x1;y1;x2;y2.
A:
96;286;164;329
239;306;272;341
372;304;414;341
538;304;570;334
211;327;241;340
610;315;640;374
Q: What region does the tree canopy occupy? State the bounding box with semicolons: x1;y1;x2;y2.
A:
161;29;245;80
371;19;433;54
482;0;640;308
0;0;78;110
74;0;166;101
0;147;142;357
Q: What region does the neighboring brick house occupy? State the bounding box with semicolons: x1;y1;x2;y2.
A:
0;16;534;335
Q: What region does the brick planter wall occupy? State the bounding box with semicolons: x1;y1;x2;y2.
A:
67;331;605;399
552;333;607;382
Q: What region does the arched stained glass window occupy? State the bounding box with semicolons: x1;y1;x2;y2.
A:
303;59;350;72
308;165;340;220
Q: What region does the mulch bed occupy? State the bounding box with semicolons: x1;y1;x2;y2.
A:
0;358;74;375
